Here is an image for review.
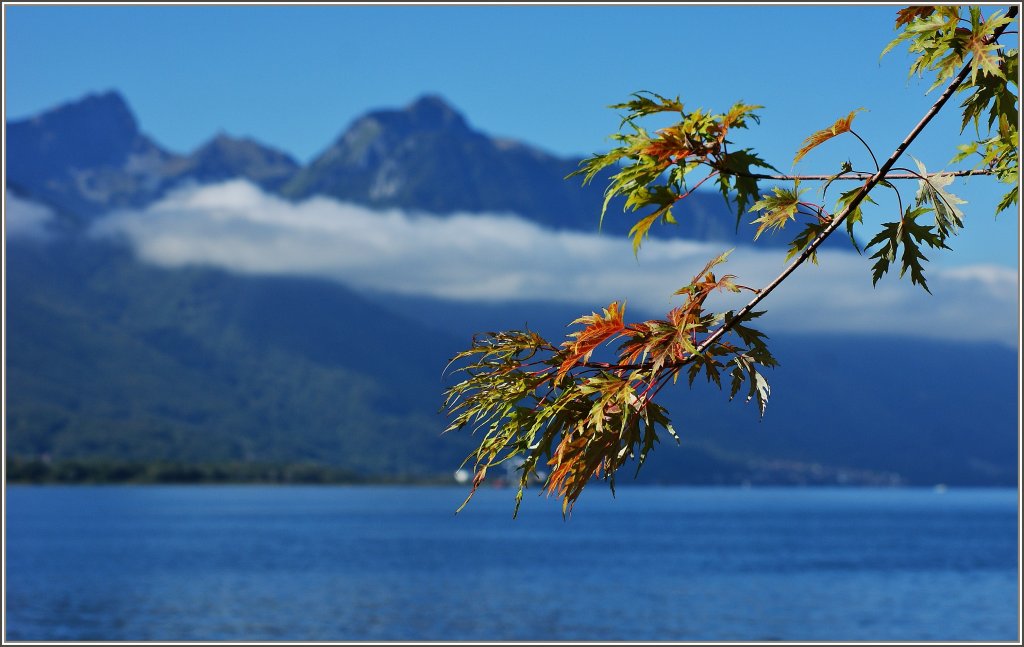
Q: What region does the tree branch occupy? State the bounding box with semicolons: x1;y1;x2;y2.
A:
690;5;1019;358
740;168;995;182
578;5;1018;375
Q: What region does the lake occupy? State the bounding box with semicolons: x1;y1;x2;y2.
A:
3;485;1019;641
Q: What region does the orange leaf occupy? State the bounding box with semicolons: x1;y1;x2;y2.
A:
557;302;627;381
793;109;865;165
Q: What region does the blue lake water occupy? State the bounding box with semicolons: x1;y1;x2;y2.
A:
4;485;1019;641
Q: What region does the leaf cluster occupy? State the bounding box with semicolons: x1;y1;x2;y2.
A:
866;206;949;293
568;91;777;253
444;6;1019;517
884;5;1019;212
443;252;776;517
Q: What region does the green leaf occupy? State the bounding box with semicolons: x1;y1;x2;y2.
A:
749;183;806;240
785;220;828;264
729;354;771;417
835;187;875;253
609;91;684;127
729;311;779;369
628;205;672;256
958;51;1018;135
996;186;1018;213
716;148;779;229
966;9;1014;84
911;157;967;240
866;206;949;293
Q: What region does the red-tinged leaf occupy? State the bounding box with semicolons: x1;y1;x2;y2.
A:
793;109;866;165
673;250;734;297
557;302;627;381
895;6;936;29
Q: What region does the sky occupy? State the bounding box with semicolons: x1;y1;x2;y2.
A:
3;3;1021;346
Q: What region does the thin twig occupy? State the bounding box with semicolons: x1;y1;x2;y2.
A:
739;169;994;182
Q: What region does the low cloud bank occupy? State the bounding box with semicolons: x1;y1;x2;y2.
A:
91;180;1019;347
6;192;56;239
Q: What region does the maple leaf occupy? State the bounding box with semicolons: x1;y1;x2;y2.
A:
793;109;866;165
967;35;1006;84
749;184;807;240
895;6;936;29
627;203;674;256
867;206;949;293
911;156;967;240
673;250;739;304
728;354;771;417
557;302;627;381
966;8;1015;84
716;148;779;228
609;91;684;127
834;186;875;253
785;220;828;265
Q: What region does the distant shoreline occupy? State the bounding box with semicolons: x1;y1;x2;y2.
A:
4;456;451;486
6;456;1016;489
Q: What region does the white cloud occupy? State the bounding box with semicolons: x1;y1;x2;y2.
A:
5;192;56;239
91;180;1019;347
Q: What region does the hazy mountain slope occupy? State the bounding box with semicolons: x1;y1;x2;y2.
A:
370;295;1019;486
5;237;474;477
5;235;1016;485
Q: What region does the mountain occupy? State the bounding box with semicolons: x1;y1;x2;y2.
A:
7;90;835;247
169;133;300;192
282;95;613;231
283;94;804;243
5;236;474;477
5;236;1016;486
4;89;1015;487
6;91;182;217
362;296;1021;487
6;92;298;217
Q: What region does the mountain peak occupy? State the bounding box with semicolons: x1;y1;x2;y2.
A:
182;132;299;191
345;94;470;137
6;89;154;202
404;94;467;130
36;90;139;139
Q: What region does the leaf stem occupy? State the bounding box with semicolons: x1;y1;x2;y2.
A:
676;171;719;201
849;129;881;172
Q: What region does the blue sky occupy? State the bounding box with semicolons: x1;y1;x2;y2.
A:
4;3;1020;274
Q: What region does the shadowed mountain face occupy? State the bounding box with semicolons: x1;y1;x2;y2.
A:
6;92;299;217
6;91;180;216
8;91;143;174
282;95;613;231
282;94;797;242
